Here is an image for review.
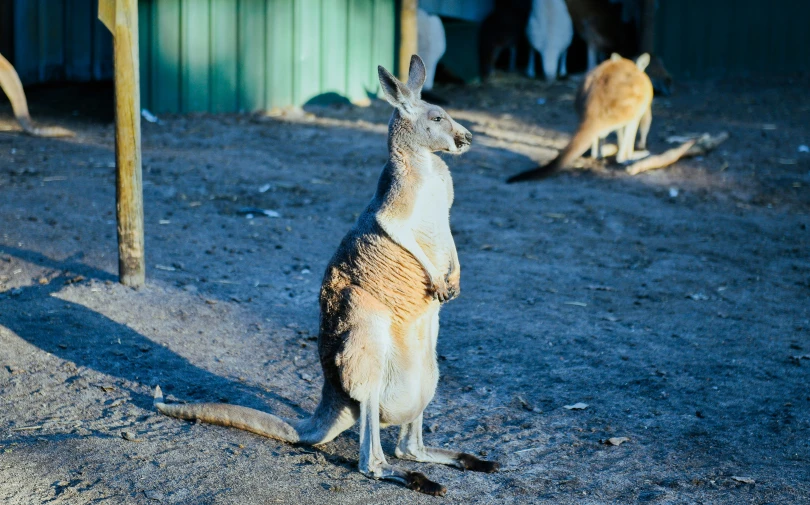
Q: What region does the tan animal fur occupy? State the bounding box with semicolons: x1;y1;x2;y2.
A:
0;52;74;138
507;52;653;182
154;55;499;496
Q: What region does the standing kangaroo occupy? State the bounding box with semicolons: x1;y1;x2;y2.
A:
526;0;574;82
507;52;653;182
154;55;498;496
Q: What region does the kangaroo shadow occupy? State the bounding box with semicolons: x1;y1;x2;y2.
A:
0;246;306;418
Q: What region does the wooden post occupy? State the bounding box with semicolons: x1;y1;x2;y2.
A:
398;0;418;81
99;0;145;287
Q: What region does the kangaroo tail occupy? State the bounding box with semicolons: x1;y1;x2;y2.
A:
0;52;75;138
153;386;300;443
506;162;558;183
507;125;598;183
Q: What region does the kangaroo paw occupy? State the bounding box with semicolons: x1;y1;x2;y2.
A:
458;453;501;473
406;471;447;496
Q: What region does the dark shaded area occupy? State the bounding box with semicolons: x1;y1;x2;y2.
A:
0;245;303;416
304;92;353;107
0;80;114;129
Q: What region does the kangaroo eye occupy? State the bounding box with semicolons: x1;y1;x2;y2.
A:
432;116;442;122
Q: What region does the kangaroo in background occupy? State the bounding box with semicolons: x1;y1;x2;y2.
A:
478;0;533;80
564;0;637;71
154;55;498;496
526;0;574;81
418;8;446;92
0;52;74;138
565;0;673;95
508;52;652;182
417;8;450;105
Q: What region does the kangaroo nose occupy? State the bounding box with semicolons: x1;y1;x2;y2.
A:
464;132;472;143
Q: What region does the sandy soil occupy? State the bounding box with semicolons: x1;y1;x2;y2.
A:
1;73;809;504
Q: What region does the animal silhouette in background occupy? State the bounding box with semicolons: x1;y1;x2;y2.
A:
0;52;74;137
417;8;449;104
417;8;446;92
508;52;653;182
478;0;533;80
154;55;498;496
644;54;672;96
526;0;574;81
564;0;637;70
565;0;672;94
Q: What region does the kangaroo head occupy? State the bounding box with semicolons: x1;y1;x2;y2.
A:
378;55;472;155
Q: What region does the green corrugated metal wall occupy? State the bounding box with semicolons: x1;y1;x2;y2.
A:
138;0;396;114
656;0;810;78
6;0;113;84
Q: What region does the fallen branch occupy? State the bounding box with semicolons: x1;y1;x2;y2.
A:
625;140;696;175
626;132;729;175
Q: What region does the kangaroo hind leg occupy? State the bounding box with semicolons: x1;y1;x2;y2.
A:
617;120;640;163
590;136;603;159
558;49;568;78
358;388;447;496
395;413;500;473
637;106;652;150
338;286;446;496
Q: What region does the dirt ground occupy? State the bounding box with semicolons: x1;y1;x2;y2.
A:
1;72;809;504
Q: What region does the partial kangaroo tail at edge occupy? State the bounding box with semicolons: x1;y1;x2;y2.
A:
506;124;598;183
506;160;559;183
0;52;75;138
153;385;300;443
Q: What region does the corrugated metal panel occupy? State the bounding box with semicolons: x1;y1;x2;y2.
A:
419;0;493;22
266;0;294;110
181;0;210;112
656;0;810;78
210;0;238;112
138;0;396;114
10;0;112;84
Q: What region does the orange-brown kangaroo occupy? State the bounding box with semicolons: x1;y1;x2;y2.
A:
507;52;653;182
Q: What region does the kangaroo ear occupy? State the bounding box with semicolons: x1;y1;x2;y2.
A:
406;54;427;97
636;53;650;71
378;65;415;114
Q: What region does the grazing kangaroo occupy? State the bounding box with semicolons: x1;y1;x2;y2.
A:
478;0;533;81
563;0;637;71
418;8;450;105
507;52;652;182
646;54;673;96
526;0;574;81
154;55;498;496
417;8;446;92
0;52;74;137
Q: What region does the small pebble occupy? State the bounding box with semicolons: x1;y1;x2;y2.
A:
144;490;164;501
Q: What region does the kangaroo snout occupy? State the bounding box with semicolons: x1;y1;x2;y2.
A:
455;130;472;151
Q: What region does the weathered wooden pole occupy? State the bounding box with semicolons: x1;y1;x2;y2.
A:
98;0;145;287
398;0;418;81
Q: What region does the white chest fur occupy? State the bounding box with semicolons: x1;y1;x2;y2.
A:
411;160;453;269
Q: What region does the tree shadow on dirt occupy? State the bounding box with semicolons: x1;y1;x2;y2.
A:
0;245;307;418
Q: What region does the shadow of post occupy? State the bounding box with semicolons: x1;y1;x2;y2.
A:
0;245;304;417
